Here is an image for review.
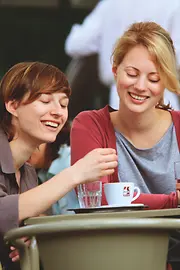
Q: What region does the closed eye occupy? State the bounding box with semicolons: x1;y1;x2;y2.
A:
149;79;160;83
60;99;69;108
127;73;137;78
61;104;68;108
41;100;50;104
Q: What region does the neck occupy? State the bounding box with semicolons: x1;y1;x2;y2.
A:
9;136;38;171
112;105;162;135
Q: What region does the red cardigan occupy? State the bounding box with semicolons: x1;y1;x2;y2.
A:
71;106;180;209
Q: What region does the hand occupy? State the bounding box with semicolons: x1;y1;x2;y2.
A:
9;237;31;262
176;182;180;191
72;148;118;185
177;190;180;205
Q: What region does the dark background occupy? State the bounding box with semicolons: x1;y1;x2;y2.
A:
0;4;89;76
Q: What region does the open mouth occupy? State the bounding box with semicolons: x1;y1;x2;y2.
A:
41;121;60;129
128;92;149;101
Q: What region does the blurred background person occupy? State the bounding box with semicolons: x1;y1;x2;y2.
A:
65;0;180;111
28;121;79;215
65;54;109;120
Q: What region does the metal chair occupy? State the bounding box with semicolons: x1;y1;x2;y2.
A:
4;217;180;270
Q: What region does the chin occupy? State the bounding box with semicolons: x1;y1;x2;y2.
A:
127;105;148;114
37;135;58;145
45;136;57;143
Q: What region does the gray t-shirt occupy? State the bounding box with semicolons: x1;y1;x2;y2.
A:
115;123;180;194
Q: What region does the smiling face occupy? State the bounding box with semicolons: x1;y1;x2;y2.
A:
8;92;69;146
113;45;165;113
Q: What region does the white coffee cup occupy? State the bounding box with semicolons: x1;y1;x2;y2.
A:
104;182;140;206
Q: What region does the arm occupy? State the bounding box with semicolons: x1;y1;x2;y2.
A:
0;147;117;234
19;148;117;221
133;192;178;210
65;1;106;57
18;166;80;221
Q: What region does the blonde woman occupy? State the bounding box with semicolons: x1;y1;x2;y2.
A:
71;22;180;269
71;21;180;208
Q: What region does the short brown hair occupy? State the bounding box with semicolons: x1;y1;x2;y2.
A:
0;61;71;139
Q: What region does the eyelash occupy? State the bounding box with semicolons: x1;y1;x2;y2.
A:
127;73;137;78
149;79;159;83
41;100;50;104
40;99;68;108
127;73;159;83
61;104;68;108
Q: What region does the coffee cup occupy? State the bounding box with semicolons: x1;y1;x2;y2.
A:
104;182;140;206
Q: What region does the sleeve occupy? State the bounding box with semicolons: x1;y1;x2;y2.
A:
71;112;104;162
70;111;109;186
0;181;19;234
65;1;106;57
133;192;178;210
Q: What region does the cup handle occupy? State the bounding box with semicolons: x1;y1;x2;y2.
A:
131;187;140;202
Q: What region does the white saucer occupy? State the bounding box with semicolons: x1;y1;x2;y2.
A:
99;203;145;208
68;203;148;214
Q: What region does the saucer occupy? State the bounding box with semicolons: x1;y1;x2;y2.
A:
99;203;145;208
68;203;148;214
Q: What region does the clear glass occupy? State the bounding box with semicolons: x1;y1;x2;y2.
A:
174;161;180;191
77;181;102;208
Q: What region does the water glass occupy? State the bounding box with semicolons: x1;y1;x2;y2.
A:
77;181;102;208
174;161;180;191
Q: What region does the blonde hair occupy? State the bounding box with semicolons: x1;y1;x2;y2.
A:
112;22;180;108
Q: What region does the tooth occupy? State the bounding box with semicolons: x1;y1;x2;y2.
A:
130;93;146;100
44;121;58;127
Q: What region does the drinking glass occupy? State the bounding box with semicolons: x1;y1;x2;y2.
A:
174;161;180;191
77;181;102;208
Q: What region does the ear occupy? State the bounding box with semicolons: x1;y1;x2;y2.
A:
5;100;18;117
112;66;117;78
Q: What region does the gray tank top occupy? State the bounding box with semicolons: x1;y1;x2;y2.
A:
115;123;180;194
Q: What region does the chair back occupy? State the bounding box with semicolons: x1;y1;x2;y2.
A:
5;217;180;270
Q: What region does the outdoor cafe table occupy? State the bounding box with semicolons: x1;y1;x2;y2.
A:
15;208;180;270
24;207;180;225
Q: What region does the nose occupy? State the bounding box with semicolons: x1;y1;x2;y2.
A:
50;103;63;117
134;76;147;91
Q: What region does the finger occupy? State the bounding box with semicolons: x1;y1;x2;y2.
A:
12;255;20;262
9;249;19;256
176;183;180;191
97;148;116;155
25;240;31;247
10;246;15;251
21;237;31;247
101;161;118;170
101;168;115;176
99;154;118;163
22;236;29;241
9;250;19;259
